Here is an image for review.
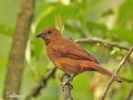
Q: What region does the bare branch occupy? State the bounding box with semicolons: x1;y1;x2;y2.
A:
25;67;56;100
75;38;130;51
100;46;133;100
62;74;73;100
125;83;133;100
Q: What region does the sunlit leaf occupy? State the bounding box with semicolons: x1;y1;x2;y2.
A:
117;0;133;28
54;13;64;33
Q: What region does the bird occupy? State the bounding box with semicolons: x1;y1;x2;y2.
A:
36;27;122;86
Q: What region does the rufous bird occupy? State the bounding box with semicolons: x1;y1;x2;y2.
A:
36;27;122;86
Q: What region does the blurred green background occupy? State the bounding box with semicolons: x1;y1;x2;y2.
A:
0;0;133;100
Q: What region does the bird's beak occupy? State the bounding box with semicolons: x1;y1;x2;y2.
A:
36;32;45;38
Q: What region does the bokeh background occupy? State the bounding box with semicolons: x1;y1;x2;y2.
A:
0;0;133;100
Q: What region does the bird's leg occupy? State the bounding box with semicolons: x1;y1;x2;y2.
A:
61;74;76;90
61;72;72;89
61;72;71;80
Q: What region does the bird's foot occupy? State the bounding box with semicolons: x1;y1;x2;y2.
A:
61;72;71;81
61;74;74;91
61;81;73;91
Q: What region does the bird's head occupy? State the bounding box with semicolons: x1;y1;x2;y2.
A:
36;27;62;45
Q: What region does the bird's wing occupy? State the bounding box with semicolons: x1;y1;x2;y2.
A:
52;39;99;64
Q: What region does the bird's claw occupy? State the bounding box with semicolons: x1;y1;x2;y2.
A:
61;73;75;91
61;72;71;81
61;82;73;92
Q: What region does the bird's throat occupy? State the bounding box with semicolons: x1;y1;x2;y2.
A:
43;39;50;46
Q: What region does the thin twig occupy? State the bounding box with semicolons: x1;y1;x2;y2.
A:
75;38;130;51
121;78;133;83
100;46;133;100
25;67;56;100
62;73;73;100
125;83;133;100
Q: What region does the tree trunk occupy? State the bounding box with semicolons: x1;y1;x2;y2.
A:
3;0;35;100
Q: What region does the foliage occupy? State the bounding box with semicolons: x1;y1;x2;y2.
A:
0;0;133;100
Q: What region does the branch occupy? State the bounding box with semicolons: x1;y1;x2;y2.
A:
121;78;133;83
125;83;133;100
75;38;130;51
62;74;73;100
3;0;35;99
100;46;133;100
25;67;56;100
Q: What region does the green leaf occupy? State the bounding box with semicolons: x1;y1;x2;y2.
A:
110;28;133;44
54;14;64;33
35;3;76;34
86;21;107;34
116;0;133;27
101;9;114;17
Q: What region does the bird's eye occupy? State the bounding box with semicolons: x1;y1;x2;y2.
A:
48;30;52;34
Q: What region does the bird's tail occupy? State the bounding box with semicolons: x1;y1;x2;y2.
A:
83;61;123;83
